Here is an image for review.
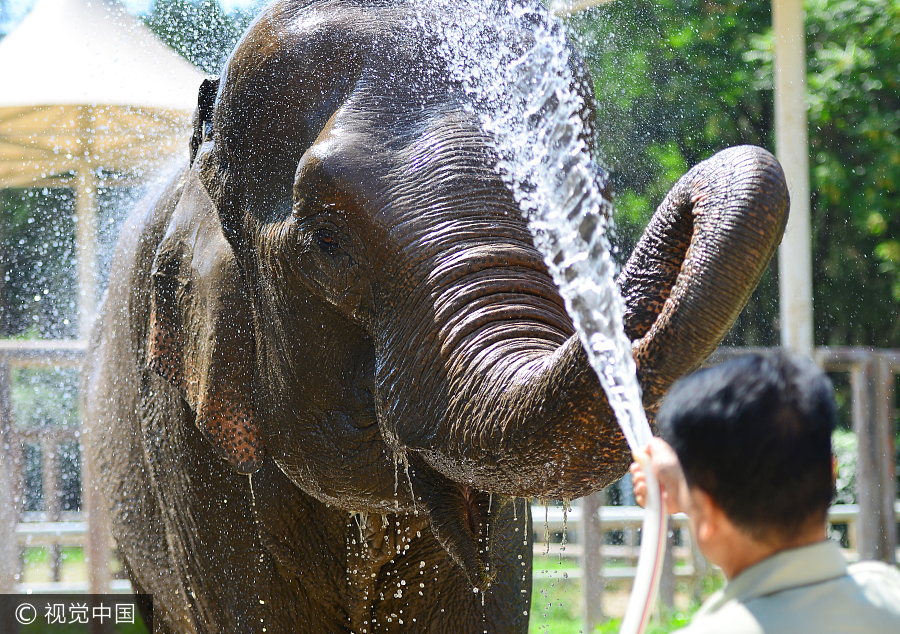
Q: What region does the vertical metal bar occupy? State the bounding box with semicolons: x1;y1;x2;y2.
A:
852;355;895;562
581;490;604;630
0;362;19;593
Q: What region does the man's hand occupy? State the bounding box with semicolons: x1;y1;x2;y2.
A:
630;437;689;516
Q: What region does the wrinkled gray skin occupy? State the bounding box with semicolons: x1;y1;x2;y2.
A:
83;1;788;632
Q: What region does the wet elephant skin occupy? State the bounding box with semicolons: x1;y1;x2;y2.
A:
83;1;788;632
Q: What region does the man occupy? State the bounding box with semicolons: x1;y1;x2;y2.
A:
631;351;900;633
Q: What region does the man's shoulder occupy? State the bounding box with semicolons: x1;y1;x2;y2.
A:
676;560;900;634
675;599;762;634
848;559;900;614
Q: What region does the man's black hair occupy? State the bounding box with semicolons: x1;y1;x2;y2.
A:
657;351;836;542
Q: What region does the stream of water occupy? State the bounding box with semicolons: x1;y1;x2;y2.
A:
414;0;651;450
414;1;665;631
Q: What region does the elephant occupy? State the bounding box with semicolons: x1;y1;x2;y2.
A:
82;1;788;632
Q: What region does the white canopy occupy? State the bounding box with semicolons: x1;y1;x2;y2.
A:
0;0;206;188
0;0;206;337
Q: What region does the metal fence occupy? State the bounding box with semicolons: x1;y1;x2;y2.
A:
1;342;898;600
0;340;95;594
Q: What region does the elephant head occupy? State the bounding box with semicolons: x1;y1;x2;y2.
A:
146;0;787;588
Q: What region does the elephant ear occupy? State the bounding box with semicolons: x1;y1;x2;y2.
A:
147;168;263;474
190;76;219;165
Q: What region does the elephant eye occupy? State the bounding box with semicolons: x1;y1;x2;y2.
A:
315;229;339;253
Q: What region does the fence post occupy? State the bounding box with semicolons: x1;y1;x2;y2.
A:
875;355;898;561
657;518;676;615
81;399;111;593
581;490;604;630
852;354;898;563
42;432;62;581
689;526;709;604
0;362;19;593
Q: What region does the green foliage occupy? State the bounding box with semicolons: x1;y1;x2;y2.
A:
529;556;722;633
832;428;858;504
803;0;900;345
143;0;261;74
0;184;143;339
571;0;900;347
528;572;700;634
0;188;77;338
589;613;693;634
568;0;779;345
11;367;80;429
570;0;773;235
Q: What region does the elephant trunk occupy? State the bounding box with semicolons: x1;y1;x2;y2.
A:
384;145;788;502
620;145;789;405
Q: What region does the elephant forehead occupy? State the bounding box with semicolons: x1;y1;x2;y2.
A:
310;103;497;193
403;112;487;170
223;2;420;113
295;117;388;209
378;119;517;222
298;92;457;186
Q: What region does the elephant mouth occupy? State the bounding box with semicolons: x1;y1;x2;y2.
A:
408;454;500;590
463;485;489;540
441;484;497;591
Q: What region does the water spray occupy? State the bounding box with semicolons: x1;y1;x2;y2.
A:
415;1;667;631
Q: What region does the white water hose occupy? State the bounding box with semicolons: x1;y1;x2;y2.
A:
619;449;667;634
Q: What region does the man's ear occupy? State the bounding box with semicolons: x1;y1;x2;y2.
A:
190;76;220;164
148;168;263;474
688;487;722;545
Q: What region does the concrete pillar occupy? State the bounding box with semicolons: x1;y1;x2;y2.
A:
773;0;814;356
75;168;98;341
76;106;99;341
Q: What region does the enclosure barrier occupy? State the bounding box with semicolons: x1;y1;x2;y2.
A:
1;343;898;603
7;502;897;594
0;340;93;594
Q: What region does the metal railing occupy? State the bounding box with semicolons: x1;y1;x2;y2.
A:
1;342;898;596
11;502;896;591
532;502;900;561
0;340;98;594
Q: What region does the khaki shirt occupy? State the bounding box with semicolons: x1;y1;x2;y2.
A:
678;540;900;634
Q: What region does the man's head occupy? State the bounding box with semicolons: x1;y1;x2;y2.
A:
658;351;836;544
